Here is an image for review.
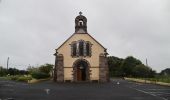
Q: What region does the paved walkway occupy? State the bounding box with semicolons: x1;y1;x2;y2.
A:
0;79;169;100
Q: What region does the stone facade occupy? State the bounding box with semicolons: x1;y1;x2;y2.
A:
99;54;109;82
54;54;64;82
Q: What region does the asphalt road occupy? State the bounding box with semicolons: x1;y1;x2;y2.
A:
0;79;169;100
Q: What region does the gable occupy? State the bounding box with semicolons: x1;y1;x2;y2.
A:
56;33;106;51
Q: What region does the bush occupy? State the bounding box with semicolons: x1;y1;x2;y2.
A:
17;76;32;82
31;72;50;79
10;76;19;80
10;75;32;82
39;64;53;74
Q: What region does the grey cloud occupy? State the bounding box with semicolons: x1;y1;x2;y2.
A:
0;0;170;72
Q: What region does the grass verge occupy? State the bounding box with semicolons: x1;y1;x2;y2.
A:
125;77;170;86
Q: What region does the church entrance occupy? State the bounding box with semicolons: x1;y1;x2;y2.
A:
73;59;90;82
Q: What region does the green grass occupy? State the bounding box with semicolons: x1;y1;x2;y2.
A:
0;76;11;80
0;75;32;82
141;75;170;83
17;76;32;82
1;75;51;83
10;75;32;82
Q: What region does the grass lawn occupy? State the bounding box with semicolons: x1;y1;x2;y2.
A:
144;75;170;83
0;75;51;83
0;75;32;82
0;76;11;80
125;77;170;87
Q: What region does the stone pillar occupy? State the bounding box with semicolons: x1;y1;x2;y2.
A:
99;54;109;82
53;54;57;82
53;54;64;82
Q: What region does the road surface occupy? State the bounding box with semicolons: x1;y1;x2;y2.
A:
0;78;169;100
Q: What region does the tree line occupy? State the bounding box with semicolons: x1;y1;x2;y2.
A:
0;63;53;78
107;56;169;78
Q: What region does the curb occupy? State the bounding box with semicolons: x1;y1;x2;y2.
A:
28;78;51;84
124;77;170;87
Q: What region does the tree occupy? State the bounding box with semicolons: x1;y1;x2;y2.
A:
160;68;170;76
27;66;39;74
39;64;53;74
121;56;142;77
0;66;7;76
107;56;124;77
148;69;156;78
132;64;154;78
19;70;29;75
108;55;156;78
8;68;19;75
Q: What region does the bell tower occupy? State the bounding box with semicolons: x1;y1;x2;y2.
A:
75;12;87;33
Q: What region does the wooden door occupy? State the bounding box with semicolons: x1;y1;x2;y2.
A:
77;68;82;81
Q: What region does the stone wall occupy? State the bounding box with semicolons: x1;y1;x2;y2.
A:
99;54;109;82
53;54;64;82
53;53;109;82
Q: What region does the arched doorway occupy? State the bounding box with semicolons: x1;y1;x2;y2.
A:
73;59;90;81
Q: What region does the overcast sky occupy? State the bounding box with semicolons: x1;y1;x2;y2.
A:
0;0;170;72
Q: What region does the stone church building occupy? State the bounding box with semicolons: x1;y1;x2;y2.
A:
53;12;109;82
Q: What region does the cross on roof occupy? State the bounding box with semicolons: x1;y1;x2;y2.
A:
79;11;82;15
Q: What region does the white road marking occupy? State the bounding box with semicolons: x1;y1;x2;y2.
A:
6;97;15;100
129;87;168;100
117;82;120;85
144;89;170;91
44;89;50;94
148;92;170;95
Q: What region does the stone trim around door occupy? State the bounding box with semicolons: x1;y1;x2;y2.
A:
72;59;91;82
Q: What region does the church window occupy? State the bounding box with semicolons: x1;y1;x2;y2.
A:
79;41;84;56
71;40;91;57
72;42;77;56
86;42;91;56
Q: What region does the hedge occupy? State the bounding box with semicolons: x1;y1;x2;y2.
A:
17;76;32;82
31;72;50;79
10;75;32;82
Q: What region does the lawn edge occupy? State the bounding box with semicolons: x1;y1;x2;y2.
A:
124;77;170;87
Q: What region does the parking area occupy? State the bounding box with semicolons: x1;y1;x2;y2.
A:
124;80;170;100
0;79;169;100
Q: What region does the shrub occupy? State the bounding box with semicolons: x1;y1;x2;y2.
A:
39;64;53;74
17;76;32;82
31;72;50;79
10;75;32;82
10;76;19;80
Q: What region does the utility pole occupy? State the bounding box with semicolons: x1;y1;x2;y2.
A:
146;58;148;66
145;58;148;83
7;57;9;70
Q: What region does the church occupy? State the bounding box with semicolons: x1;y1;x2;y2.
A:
53;12;109;82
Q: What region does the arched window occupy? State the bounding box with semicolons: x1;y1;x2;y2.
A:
71;40;92;57
86;42;91;56
72;43;77;56
71;41;77;57
78;20;84;26
79;41;84;56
